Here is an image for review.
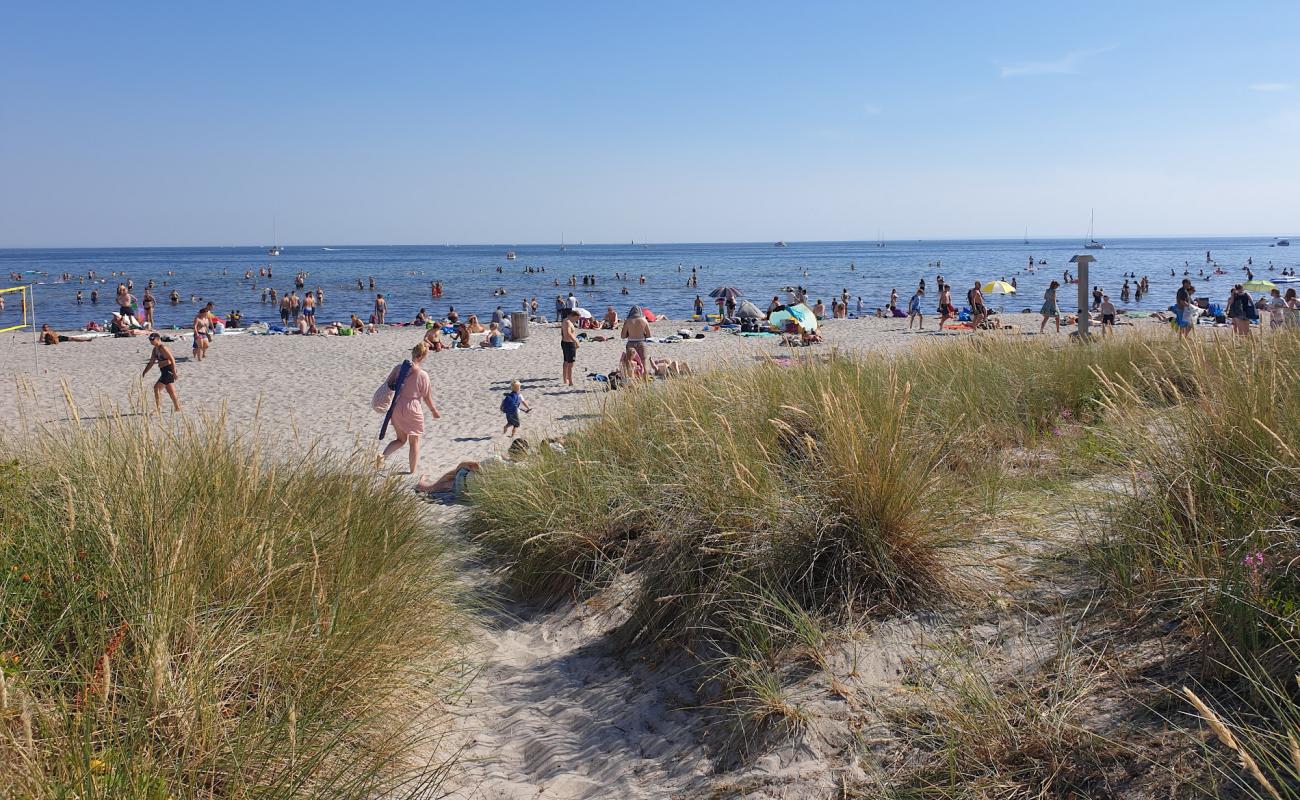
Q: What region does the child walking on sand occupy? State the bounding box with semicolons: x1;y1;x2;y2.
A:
907;288;924;330
501;379;531;436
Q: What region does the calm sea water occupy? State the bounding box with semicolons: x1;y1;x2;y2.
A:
1;238;1294;331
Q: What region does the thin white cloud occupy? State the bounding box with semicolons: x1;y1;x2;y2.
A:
999;45;1116;78
863;103;882;115
1250;82;1291;92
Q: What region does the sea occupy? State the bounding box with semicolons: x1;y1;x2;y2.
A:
1;237;1294;332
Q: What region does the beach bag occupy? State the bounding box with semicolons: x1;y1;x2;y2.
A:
373;359;411;412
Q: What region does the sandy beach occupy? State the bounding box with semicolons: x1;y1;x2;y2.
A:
0;316;1062;478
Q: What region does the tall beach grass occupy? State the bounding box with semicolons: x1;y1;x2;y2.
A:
0;414;468;798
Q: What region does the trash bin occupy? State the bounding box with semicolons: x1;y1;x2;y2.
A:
510;311;529;341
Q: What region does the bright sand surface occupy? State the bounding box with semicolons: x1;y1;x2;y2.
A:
0;317;1005;478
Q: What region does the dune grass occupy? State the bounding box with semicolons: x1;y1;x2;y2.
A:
470;328;1300;788
882;641;1136;799
469;356;971;654
0;415;468;799
468;333;1204;641
1088;332;1300;668
1080;332;1300;796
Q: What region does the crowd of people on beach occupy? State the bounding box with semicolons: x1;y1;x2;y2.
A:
19;252;1300;452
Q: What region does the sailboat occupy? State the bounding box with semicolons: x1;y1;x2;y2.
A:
1023;227;1030;245
560;232;566;252
1084;211;1104;250
876;231;885;248
267;219;282;256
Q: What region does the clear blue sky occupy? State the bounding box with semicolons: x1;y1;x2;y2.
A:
2;1;1297;246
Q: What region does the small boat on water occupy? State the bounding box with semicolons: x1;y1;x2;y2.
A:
268;219;283;256
1274;238;1291;247
505;251;517;260
1083;210;1104;250
775;241;788;247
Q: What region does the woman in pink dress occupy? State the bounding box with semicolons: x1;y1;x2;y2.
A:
379;341;441;473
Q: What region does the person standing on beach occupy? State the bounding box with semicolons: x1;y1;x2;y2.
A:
1040;280;1061;333
1175;279;1195;337
115;283;131;317
142;288;155;326
1227;285;1254;337
1098;294;1117;336
374;293;387;325
938;284;953;329
378;341;441;474
907;288;924;330
560;309;578;386
279;292;291;326
621;306;651;379
500;380;530;437
191;309;209;364
142;332;181;412
302;290;317;333
968;281;986;328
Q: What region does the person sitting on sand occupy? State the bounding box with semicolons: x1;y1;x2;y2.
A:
603;306;619;329
110;312;150;337
350;313;372;334
619;348;647;380
479;322;504;348
414;308;428;326
423;324;448;351
454;323;471;348
465;314;486;334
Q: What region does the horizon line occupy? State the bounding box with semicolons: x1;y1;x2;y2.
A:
1;233;1294;251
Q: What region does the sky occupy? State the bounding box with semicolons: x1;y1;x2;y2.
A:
2;1;1298;247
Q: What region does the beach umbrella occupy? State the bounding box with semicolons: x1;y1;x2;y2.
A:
981;281;1016;315
1242;279;1276;292
572;307;593;318
769;303;818;333
709;286;744;300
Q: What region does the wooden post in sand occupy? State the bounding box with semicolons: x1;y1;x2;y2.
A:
1069;255;1096;338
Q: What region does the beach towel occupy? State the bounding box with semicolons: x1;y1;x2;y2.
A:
375;360;412;439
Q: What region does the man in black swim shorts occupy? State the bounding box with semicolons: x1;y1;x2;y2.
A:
559;309;578;386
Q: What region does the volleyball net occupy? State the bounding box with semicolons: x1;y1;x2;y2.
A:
0;285;34;334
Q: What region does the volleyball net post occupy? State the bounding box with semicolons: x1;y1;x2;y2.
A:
0;284;39;371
